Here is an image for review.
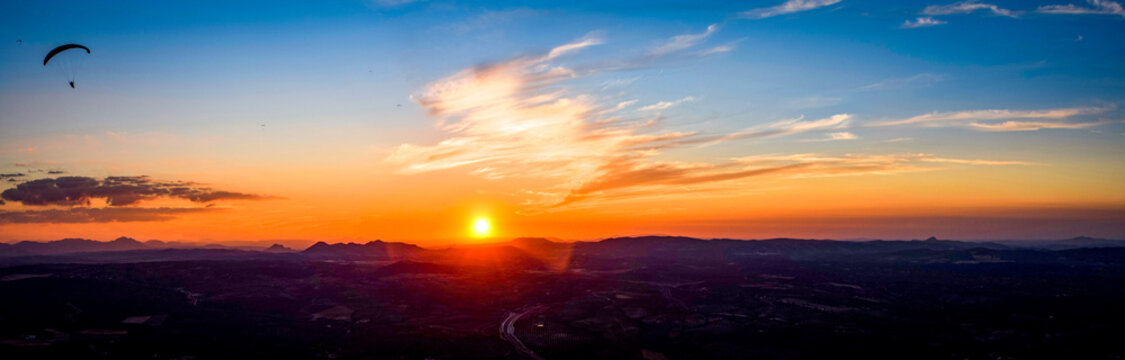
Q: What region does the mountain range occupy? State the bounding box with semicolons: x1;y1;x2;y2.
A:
2;235;1123;267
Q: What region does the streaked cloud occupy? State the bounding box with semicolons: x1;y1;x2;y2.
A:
859;73;945;91
868;106;1111;129
739;0;842;19
600;77;640;90
387;32;1031;211
797;132;859;142
968;120;1109;131
651;24;719;56
388;35;696;184
388;27;728;177
918;156;1040;166
640;96;697;111
699;44;736;56
602;100;638;114
827;132;858;140
553;152;1036;207
705;114;852;145
1038;0;1125;16
901;17;948;28
922;1;1019;17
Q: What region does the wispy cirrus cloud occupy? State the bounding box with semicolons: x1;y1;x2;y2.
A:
922;1;1019;17
386;31;1031;211
800;132;859;142
700;44;736;56
968;120;1110;131
868;106;1112;130
389;27;726;177
553;152;1037;207
859;73;945;91
577;24;731;73
640;96;697;111
739;0;841;19
901;17;948;28
1038;0;1125;17
702;114;852;146
650;24;719;56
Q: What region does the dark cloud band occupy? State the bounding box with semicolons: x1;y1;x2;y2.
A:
1;175;269;207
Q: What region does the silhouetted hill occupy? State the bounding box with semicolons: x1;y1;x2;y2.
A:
0;237;265;258
300;240;426;260
264;243;294;252
3;236;1120;267
1;237;150;256
568;236;1011;262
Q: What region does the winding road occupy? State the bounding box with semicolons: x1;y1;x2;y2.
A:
500;305;546;360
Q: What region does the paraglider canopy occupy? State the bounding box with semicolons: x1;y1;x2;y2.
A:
43;44;90;66
43;44;90;88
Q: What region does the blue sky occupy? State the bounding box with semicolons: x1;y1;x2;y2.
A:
3;0;1123;135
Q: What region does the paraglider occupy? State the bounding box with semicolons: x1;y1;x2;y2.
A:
43;44;90;88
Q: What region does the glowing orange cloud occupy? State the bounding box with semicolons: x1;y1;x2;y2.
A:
385;34;1039;214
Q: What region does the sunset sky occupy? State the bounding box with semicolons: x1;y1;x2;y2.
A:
1;0;1123;245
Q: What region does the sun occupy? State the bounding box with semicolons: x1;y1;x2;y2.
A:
470;217;493;238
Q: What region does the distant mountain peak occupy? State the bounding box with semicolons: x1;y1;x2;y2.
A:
112;236;141;244
264;243;293;252
299;240;423;259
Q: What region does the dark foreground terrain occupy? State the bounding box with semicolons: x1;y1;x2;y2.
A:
2;236;1124;359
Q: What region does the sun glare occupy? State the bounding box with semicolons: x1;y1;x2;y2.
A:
470;217;493;238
